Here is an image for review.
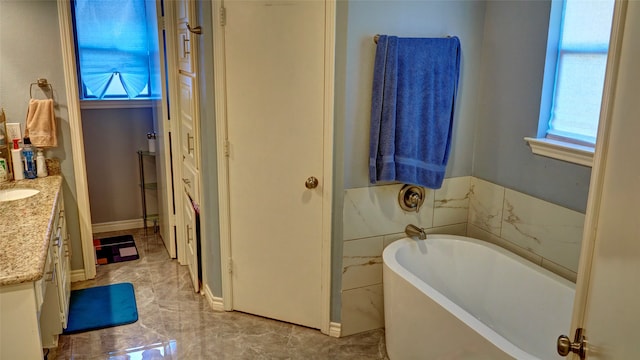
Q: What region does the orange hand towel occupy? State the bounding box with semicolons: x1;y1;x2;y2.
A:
25;98;57;147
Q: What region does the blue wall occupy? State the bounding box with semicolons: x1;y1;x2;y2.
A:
333;0;487;321
473;1;591;213
333;0;591;322
82;108;154;224
339;1;487;190
6;0;591;320
0;0;85;270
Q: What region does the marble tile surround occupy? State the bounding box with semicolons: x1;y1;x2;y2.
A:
343;178;471;242
342;184;435;241
469;178;584;277
341;178;471;336
49;229;388;359
341;176;585;336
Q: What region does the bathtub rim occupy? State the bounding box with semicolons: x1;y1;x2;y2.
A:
382;234;576;360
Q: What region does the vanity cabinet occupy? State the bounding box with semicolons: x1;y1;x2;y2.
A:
0;187;70;359
39;195;71;347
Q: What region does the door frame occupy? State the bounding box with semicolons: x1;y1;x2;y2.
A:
570;0;627;349
154;0;178;259
56;0;96;280
56;0;179;279
163;0;189;266
211;0;336;335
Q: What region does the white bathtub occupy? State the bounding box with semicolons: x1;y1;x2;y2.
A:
382;235;575;360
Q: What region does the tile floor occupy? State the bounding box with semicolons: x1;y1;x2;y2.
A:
48;228;388;359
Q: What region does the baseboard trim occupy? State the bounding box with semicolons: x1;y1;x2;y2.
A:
92;219;144;233
202;284;225;311
70;269;87;283
329;322;341;338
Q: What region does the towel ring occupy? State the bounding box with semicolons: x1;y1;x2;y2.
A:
30;78;53;99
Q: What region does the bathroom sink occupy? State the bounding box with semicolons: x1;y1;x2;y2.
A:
0;188;40;202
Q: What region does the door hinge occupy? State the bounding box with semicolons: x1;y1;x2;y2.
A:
224;140;230;157
227;258;233;274
219;6;226;27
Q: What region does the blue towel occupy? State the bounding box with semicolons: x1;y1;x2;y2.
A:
369;35;461;189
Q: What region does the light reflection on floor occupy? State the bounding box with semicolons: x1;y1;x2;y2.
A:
107;340;177;360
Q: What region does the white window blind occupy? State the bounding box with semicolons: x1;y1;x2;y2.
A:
547;0;615;145
74;0;152;99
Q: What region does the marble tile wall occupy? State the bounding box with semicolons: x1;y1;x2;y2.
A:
340;178;470;336
468;177;584;281
340;176;585;336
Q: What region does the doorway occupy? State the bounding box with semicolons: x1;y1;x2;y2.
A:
56;0;176;280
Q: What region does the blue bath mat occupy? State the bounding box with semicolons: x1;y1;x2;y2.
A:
63;283;138;334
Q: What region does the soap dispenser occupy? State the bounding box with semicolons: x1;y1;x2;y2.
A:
36;149;47;178
11;139;23;180
22;137;36;179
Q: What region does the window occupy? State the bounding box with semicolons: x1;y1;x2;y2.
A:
526;0;616;166
548;0;615;145
72;0;160;100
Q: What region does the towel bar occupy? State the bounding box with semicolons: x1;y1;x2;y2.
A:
373;34;453;44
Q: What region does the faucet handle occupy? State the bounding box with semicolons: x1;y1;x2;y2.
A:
408;193;422;213
398;185;425;213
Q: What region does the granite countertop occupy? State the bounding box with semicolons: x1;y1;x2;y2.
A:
0;176;63;285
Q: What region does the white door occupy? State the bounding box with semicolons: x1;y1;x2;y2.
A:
562;2;640;359
153;0;176;258
170;0;201;276
223;0;327;329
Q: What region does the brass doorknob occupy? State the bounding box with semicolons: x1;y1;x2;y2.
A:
305;176;319;189
557;328;587;359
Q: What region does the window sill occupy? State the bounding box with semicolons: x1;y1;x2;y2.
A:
80;99;159;110
524;137;594;167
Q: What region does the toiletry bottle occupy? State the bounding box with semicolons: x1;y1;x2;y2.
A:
0;157;7;183
11;139;24;180
22;137;37;179
36;149;47;178
147;132;156;153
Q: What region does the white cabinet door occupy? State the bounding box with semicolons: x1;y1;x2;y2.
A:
183;189;199;293
176;0;194;74
170;0;201;267
179;75;198;169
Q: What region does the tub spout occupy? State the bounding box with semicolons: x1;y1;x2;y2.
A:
405;224;426;240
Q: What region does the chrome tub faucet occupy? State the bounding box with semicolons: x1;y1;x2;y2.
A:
405;224;426;240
